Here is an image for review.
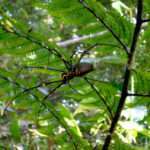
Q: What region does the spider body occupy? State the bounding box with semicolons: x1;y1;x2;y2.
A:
62;63;93;83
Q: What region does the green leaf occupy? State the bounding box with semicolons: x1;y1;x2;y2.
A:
9;119;21;142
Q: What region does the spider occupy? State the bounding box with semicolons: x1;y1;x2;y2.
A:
2;44;114;121
23;61;113;119
61;62;94;83
24;44;96;94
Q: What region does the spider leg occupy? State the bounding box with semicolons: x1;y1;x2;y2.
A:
42;81;64;101
3;80;62;113
68;82;82;94
60;77;85;95
76;43;98;65
0;74;42;115
84;77;113;119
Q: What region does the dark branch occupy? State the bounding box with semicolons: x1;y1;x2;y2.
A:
127;93;150;98
84;77;113;119
142;18;150;23
79;0;129;55
102;0;143;149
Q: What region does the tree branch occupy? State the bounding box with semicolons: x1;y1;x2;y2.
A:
102;0;143;149
79;0;129;55
127;93;150;98
142;18;150;23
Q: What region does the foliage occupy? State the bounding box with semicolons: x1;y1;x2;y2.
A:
0;0;150;149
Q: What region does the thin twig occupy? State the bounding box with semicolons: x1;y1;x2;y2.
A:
142;18;150;23
127;93;150;98
79;0;129;55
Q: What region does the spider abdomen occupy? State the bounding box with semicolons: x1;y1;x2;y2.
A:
62;63;93;82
